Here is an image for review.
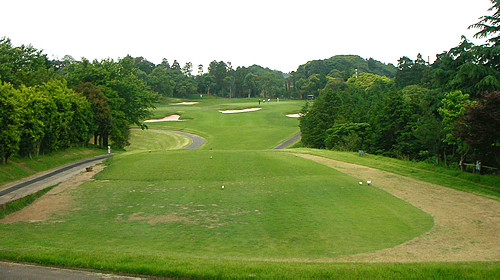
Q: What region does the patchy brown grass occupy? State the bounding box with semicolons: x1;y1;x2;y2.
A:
296;153;500;262
0;165;106;224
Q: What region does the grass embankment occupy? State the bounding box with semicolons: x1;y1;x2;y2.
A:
289;148;500;199
0;146;107;186
0;249;497;279
127;129;191;153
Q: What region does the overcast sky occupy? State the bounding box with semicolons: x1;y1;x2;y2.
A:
1;0;492;73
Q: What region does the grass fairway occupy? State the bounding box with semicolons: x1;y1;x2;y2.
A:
0;97;498;279
145;98;304;150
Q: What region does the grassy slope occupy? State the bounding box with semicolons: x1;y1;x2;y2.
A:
289;148;500;199
0;147;106;186
127;129;191;152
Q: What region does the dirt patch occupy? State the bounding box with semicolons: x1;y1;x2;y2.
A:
0;165;106;223
128;212;191;225
295;153;500;262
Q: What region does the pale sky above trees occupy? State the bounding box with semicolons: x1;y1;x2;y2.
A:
1;0;491;73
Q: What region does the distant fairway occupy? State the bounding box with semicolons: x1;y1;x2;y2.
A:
145;98;304;150
0;98;497;279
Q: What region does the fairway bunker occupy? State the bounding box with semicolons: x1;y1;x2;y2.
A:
219;108;262;114
144;114;183;122
286;113;302;118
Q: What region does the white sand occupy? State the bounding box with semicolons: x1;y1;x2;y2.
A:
170;102;199;105
219;108;262;114
286;113;302;118
144;114;183;122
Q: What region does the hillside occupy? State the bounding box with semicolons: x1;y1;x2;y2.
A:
293;55;397;80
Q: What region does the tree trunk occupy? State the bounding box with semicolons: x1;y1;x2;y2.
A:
35;140;41;157
459;154;465;172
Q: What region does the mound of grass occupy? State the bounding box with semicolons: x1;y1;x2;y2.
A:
126;129;191;152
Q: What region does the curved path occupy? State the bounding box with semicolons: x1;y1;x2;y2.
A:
163;130;206;150
131;128;206;150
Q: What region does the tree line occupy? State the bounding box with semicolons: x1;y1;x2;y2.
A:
299;0;500;171
0;39;157;163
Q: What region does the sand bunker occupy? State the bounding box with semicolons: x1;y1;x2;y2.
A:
144;114;183;122
286;113;302;118
219;108;262;114
170;102;199;105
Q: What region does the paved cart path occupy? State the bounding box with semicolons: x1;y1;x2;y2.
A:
0;261;143;280
272;132;301;149
0;154;114;207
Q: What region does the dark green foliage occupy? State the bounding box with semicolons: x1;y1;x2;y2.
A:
459;91;500;167
291;55;396;99
0;82;21;163
0;37;57;87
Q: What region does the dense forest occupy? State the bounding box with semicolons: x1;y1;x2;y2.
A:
1;0;498;172
299;0;500;171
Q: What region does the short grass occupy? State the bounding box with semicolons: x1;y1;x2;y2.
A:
126;129;191;152
290;148;500;199
0;146;106;186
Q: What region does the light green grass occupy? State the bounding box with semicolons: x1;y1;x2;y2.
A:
126;129;191;152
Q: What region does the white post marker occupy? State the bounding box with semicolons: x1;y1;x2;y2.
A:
367;180;371;185
107;146;111;154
